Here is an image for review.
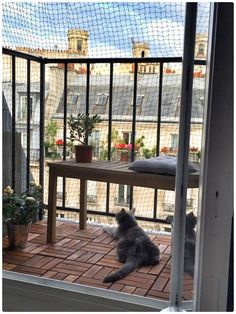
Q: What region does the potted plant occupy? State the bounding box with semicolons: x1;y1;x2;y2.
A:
3;182;43;249
68;113;103;163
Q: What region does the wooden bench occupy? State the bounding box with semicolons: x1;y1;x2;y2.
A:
47;160;199;243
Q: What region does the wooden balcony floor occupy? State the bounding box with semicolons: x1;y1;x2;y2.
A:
3;220;193;301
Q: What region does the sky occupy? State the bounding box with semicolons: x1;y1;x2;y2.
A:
2;2;210;58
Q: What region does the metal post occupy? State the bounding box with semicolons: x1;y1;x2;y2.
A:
106;62;114;213
62;63;68;209
163;3;198;311
39;61;45;219
11;56;16;190
129;62;138;210
154;61;164;218
26;59;31;189
85;62;90;146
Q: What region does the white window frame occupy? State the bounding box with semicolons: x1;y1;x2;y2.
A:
170;133;178;150
20;96;33;120
122;131;131;144
67;93;79;106
21;133;27;149
96;93;109;106
130;94;144;107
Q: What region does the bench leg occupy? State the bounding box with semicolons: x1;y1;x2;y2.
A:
47;167;57;243
79;179;87;230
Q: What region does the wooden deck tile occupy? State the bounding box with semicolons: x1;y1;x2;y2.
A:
12;265;46;276
41;257;63;270
2;220;194;302
96;257;123;268
82;265;103;278
22;255;45;267
86;253;104;264
133;288;148;297
67;250;87;261
75;276;111;289
76;251;95;262
121;285;136;294
3;263;17;271
146;290;170;300
52;272;68;280
3;251;34;265
93;266;113;280
83;241;114;251
148;263;166;275
41;270;58;278
64;274;79;283
151;276;169;291
109;283;125;292
53;260;90;276
158;244;168;253
39;246;77;259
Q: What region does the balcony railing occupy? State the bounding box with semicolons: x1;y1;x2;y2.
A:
2;47;205;225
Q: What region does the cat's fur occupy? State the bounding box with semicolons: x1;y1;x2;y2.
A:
166;211;197;277
103;208;160;283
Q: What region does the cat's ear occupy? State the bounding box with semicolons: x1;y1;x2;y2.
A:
120;208;126;214
187;211;197;227
130;207;136;214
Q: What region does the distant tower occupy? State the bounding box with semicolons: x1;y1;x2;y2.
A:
132;41;150;58
67;29;89;56
195;33;208;59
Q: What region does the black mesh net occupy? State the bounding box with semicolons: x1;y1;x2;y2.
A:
3;2;209;57
2;2;210;232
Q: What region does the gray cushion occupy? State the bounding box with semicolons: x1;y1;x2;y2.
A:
128;156;199;175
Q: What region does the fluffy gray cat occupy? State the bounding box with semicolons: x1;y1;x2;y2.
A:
166;211;197;277
103;208;160;283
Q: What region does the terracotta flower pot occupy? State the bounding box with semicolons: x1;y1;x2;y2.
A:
120;153;129;162
7;223;31;249
75;145;93;163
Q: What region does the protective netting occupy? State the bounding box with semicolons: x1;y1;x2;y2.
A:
3;2;209;58
2;2;210;232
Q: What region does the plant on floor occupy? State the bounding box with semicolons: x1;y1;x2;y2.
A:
3;182;43;249
68;113;103;162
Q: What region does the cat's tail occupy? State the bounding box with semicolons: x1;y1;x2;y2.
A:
103;257;140;283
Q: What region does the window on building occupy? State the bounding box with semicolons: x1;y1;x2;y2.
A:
88;130;100;157
170;133;178;150
141;50;145;57
131;95;144;107
77;40;82;51
96;93;109;106
117;185;131;205
20;96;33;120
198;43;205;55
87;181;97;203
122;131;131;144
67;93;79;113
21;133;27;149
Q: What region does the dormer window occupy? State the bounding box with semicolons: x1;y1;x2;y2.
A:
67;94;79;106
66;93;79;114
96;93;109;106
131;95;144;107
20;96;33;120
